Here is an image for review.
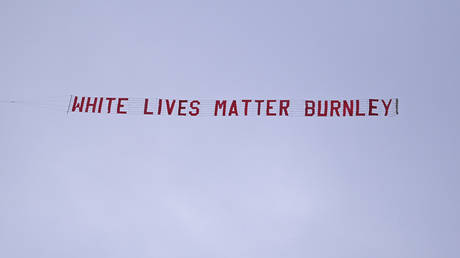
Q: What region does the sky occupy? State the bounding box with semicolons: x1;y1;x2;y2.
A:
0;1;459;257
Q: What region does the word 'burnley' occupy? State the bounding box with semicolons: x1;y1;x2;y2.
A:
70;96;398;117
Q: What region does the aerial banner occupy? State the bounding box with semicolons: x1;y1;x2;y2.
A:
68;96;399;117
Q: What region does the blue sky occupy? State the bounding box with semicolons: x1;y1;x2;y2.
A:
1;1;459;257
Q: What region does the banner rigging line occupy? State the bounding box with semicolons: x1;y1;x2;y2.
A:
1;95;400;118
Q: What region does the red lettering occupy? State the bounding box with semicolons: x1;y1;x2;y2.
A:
318;100;328;117
144;98;153;115
305;100;315;116
189;100;200;116
166;99;176;115
106;97;116;113
214;100;227;116
117;98;128;114
279;100;289;116
330;100;340;116
85;97;97;113
266;100;276;116
157;99;162;115
71;96;85;112
381;99;392;116
356;100;365;116
242;99;252;116
228;100;238;116
343;100;353;116
368;99;378;116
97;97;103;113
178;100;187;116
255;100;264;116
